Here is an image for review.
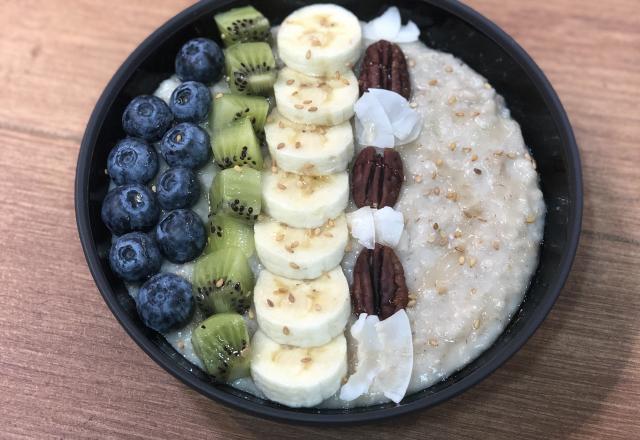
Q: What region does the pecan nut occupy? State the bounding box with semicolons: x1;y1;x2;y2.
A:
358;40;411;100
352;146;404;209
352;244;408;320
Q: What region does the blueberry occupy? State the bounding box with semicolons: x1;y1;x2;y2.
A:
169;81;211;123
160;122;211;169
157;167;200;210
101;184;160;235
155;209;206;263
122;95;174;142
175;38;224;84
107;138;158;185
109;232;161;282
136;273;194;332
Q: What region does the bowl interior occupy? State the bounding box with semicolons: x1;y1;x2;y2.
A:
77;0;581;423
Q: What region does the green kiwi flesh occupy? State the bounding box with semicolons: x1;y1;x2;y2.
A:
193;247;254;315
214;6;270;47
225;42;276;96
211;93;269;132
191;313;250;382
212;118;263;170
209;166;261;223
205;212;255;258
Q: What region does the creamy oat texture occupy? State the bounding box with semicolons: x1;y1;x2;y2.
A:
140;38;544;407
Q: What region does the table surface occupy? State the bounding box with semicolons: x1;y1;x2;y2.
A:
1;0;639;438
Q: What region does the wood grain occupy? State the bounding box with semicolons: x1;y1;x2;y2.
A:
0;0;638;438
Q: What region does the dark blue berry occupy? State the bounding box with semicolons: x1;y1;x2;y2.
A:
122;95;174;142
155;209;206;263
160;122;211;169
107;138;158;185
169;81;211;123
101;184;160;235
109;232;161;282
175;38;224;85
136;273;194;332
157;166;200;210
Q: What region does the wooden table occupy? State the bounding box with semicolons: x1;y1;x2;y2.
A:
1;0;638;438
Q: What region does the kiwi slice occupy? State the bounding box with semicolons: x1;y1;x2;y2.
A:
210;166;261;222
224;42;276;96
214;6;271;47
192;313;250;382
211;94;269;132
212;118;264;170
205;212;255;258
193;247;255;315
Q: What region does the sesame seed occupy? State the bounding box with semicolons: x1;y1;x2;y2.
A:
289;262;300;269
455;111;465;117
305;50;311;59
463;147;472;153
437;286;448;295
341;78;350;85
410;102;418;108
234;165;242;171
283;326;290;335
473;319;480;329
288;293;295;303
445;65;453;73
278;287;288;293
469;257;477;267
276;232;285;241
471;111;481;117
526;214;536;223
409;59;416;67
267;299;274;307
303;99;312;104
277;142;285;149
323;232;334;237
448;96;457;105
458;256;465;265
292;91;299;96
454;229;462;238
308;106;318;112
429;338;439;347
277;183;287;190
301;357;312;363
215;92;223;99
408;299;417;307
295;141;302;149
484;83;492;89
215;278;225;288
493;240;500;250
474;168;482;175
435;159;443;166
454;245;465;253
278;121;285;129
248;309;255;319
507;152;517;159
294;104;304;109
433;222;439;230
449;142;457;151
429;79;438;86
313;227;322;236
151;185;156;192
286;79;295;85
414;174;423;183
471;154;478;161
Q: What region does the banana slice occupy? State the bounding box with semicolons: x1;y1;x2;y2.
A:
265;109;354;176
277;4;362;77
262;169;348;228
251;330;348;407
274;67;358;126
254;214;348;280
254;267;350;347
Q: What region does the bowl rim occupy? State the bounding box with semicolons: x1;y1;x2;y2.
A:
75;0;583;425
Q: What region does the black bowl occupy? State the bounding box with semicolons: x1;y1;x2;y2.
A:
75;0;582;424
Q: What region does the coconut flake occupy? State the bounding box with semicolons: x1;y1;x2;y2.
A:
346;207;376;249
372;310;413;403
373;207;404;247
363;7;420;43
339;314;382;401
340;311;414;403
354;89;422;148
